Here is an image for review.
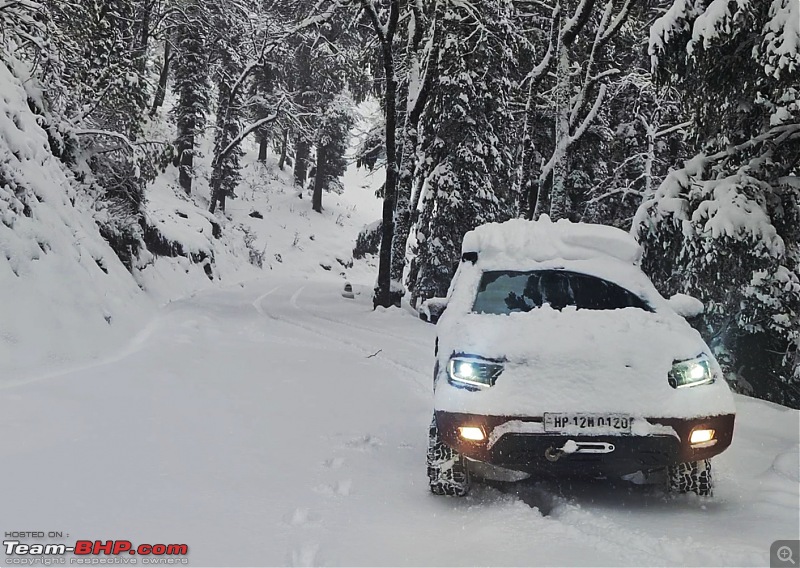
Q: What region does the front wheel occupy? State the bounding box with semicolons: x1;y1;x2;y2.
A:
427;417;471;496
667;459;713;496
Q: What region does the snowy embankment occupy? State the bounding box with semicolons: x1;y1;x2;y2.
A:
0;61;152;384
1;279;797;566
0;58;382;386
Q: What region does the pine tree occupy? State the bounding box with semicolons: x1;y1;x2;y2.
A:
577;4;689;228
407;0;519;306
312;93;357;212
208;20;245;213
172;0;211;195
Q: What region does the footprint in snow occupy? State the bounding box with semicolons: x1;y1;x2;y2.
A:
284;507;317;527
344;434;382;451
322;457;345;469
289;543;320;567
314;479;352;497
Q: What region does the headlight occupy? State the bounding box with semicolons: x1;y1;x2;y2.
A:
447;355;504;389
668;355;715;388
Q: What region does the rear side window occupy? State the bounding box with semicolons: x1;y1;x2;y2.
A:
472;270;651;314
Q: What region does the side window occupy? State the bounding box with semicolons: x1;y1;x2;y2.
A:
571;273;649;310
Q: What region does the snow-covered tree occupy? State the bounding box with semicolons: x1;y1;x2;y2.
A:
208;3;247;213
284;5;368;192
516;0;633;221
577;4;690;228
9;0;164;266
171;0;211;195
407;0;519;306
389;0;435;293
312;93;357;212
358;0;401;308
635;0;800;407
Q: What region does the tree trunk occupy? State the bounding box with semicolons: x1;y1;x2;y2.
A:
218;188;226;212
389;4;431;290
178;133;194;195
294;139;310;187
312;145;326;213
518;80;535;219
390;125;416;287
258;135;268;162
549;44;571;221
374;51;399;308
150;40;171;116
133;0;151;77
644;122;655;199
209;175;225;213
361;0;400;308
278;128;289;170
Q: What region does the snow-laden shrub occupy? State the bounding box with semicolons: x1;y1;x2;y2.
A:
353;219;382;259
634;165;800;407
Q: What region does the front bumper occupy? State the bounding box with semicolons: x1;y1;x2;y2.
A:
435;411;735;477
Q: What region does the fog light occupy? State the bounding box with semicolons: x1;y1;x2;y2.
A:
458;426;485;441
690;428;716;446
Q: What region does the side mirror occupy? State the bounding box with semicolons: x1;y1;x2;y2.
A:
419;297;448;324
667;293;704;319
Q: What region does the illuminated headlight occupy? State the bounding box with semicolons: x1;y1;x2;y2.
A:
447;355;504;389
668;356;715;388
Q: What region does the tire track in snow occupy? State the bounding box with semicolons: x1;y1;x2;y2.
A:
551;497;763;566
258;282;425;566
251;285;282;316
291;291;431;353
255;283;430;393
286;284;433;389
0;313;163;390
496;478;766;566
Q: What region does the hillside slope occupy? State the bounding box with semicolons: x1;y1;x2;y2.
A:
0;61;152;383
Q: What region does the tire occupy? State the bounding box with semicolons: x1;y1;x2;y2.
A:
667;459;713;496
427;417;471;496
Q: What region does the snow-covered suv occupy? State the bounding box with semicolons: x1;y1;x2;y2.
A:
423;217;736;497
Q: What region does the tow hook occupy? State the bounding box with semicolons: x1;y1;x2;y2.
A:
545;446;563;462
545;440;616;462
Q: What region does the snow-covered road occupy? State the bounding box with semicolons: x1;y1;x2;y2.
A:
2;277;798;566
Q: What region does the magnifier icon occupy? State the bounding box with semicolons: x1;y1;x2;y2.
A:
778;546;796;565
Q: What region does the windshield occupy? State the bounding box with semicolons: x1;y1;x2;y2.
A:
472;270;651;314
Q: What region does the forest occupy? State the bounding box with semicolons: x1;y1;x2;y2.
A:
1;0;798;408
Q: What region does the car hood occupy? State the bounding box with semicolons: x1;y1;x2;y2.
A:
434;306;736;419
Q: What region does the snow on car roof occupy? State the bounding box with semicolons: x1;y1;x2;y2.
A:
461;215;642;266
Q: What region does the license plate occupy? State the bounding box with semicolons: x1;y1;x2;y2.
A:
544;413;632;433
